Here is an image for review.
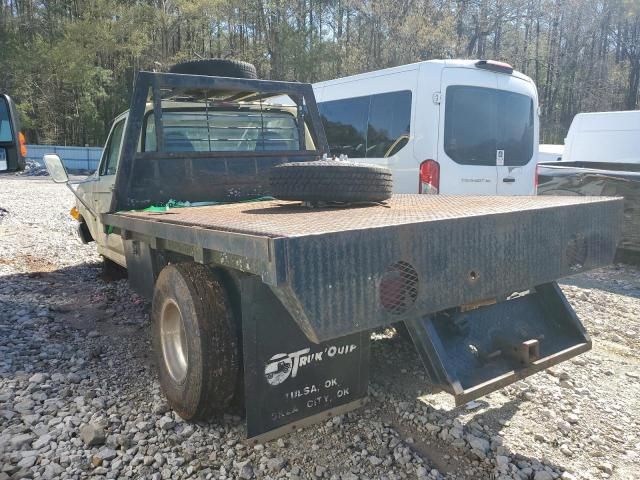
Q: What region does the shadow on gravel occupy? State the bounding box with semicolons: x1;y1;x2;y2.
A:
0;262;152;380
615;249;640;266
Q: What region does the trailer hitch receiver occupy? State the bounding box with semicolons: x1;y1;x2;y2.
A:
405;282;591;405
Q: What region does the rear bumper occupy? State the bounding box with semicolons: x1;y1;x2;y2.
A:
405;282;590;405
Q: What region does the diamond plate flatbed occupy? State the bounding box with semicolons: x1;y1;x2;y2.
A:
107;194;618;238
104;194;623;342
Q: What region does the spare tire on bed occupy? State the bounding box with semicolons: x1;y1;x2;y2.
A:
169;59;257;79
270;160;393;203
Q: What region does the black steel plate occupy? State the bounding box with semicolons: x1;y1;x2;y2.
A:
114;195;619;239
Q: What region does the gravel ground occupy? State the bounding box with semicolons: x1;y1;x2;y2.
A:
1;176;639;480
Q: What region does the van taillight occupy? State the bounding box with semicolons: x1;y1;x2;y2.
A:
534;164;540;194
18;132;27;157
419;159;440;194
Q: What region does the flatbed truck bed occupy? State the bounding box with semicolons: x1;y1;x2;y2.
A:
104;194;621;340
102;194;622;441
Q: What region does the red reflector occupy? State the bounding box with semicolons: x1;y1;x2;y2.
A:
419;159;440;194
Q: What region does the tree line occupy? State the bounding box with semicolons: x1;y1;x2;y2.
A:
1;0;638;147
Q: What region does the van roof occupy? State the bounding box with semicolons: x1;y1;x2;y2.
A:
571;110;640;132
313;59;533;87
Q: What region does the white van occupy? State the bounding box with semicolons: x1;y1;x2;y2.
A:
562;111;640;166
313;59;539;195
538;144;564;163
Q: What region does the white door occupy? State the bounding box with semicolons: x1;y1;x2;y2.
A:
92;115;127;264
437;67;498;194
495;75;537;195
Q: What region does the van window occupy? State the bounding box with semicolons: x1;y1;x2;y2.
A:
0;98;13;142
444;86;534;166
319;90;411;158
367;91;411;157
318;97;368;156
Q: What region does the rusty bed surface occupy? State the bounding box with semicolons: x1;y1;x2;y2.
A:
113;195;619;239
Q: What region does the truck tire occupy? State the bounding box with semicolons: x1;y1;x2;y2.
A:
269;160;393;203
151;263;240;420
168;59;257;79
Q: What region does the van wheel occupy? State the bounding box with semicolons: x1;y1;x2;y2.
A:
168;59;257;79
151;263;240;420
270;160;393;203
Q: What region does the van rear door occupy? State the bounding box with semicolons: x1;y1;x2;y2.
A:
494;74;537;195
438;67;499;194
438;67;537;195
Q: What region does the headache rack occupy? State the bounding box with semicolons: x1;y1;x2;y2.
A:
111;71;329;212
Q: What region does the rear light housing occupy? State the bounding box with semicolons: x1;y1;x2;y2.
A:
18;132;27;158
534;164;540;194
475;60;514;75
419;159;440;194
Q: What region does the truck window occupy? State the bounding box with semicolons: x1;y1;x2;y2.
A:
101;119;125;175
0;98;13;143
444;86;534;167
144;109;301;152
318;91;411;158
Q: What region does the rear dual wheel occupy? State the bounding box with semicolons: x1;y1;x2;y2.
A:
151;263;241;420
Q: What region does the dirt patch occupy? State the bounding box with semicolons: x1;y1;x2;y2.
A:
0;252;59;273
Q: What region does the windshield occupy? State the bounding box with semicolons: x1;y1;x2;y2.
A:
0;97;14;143
444;86;534;166
144;108;301;152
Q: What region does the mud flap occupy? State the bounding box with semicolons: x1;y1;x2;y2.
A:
240;276;370;444
404;282;591;405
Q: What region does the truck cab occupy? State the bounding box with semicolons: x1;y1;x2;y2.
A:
54;93;323;267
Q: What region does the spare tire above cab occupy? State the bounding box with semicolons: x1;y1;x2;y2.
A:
169;59;257;79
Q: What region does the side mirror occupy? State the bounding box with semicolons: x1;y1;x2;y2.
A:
43;154;69;183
